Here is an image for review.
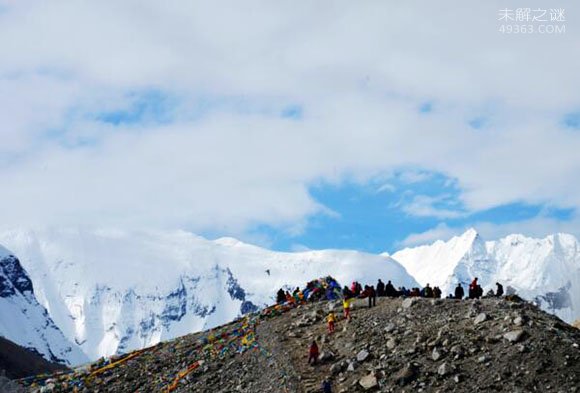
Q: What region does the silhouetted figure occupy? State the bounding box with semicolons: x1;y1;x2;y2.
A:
454;283;464;299
424;283;433;298
496;282;504;297
276;288;286;304
342;285;353;299
385;280;396;297
377;279;385;297
368;285;376;308
433;286;442;298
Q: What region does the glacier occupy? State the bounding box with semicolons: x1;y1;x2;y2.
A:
0;228;418;364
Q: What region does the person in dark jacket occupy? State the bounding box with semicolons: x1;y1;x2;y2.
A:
454;283;464;299
496;282;504;297
321;378;332;393
433;286;442;298
342;285;353;299
377;279;385;297
276;288;286;304
424;284;433;298
385;280;396;297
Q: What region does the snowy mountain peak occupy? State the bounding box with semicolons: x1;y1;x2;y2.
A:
0;228;418;365
0;249;87;366
393;230;580;323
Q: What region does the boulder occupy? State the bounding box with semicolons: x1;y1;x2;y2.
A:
402;298;415;309
474;313;487;325
319;351;335;362
504;330;525;343
359;373;378;390
357;349;370;362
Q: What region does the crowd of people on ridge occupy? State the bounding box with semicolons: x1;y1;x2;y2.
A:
274;276;507;393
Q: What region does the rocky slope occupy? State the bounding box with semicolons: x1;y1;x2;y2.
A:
0;336;68;380
18;295;580;392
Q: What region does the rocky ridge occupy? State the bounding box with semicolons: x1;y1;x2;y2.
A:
17;295;580;393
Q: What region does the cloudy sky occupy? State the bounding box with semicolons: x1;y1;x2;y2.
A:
0;1;579;252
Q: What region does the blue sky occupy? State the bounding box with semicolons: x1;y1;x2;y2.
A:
0;1;579;251
231;173;576;253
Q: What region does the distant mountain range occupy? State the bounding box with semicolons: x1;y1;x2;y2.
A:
0;227;578;366
392;228;580;323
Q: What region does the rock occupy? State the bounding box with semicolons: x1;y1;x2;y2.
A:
319;351;335;362
432;347;442;361
513;316;524;326
454;374;461;383
357;349;370;362
387;338;397;350
384;323;396;333
393;363;418;386
347;360;358;372
474;313;487;325
504;330;525;343
330;361;345;375
359;373;378;390
438;362;451;376
402;298;415;309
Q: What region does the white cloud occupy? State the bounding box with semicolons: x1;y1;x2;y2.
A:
0;1;579;236
401;194;465;219
399;223;462;248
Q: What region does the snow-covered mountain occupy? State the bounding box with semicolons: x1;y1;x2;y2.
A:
0;245;87;366
0;228;418;365
392;229;580;323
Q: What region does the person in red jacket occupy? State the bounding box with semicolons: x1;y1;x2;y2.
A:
308;340;319;365
469;277;479;299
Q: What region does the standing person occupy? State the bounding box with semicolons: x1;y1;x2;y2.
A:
385;280;396;297
321;378;332;393
326;312;336;334
276;288;286;304
342;297;352;321
469;277;478;298
424;284;433;298
308;340;319;365
454;283;464;299
368;285;377;307
496;282;504;297
377;279;385;297
342;285;353;299
433;286;441;298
